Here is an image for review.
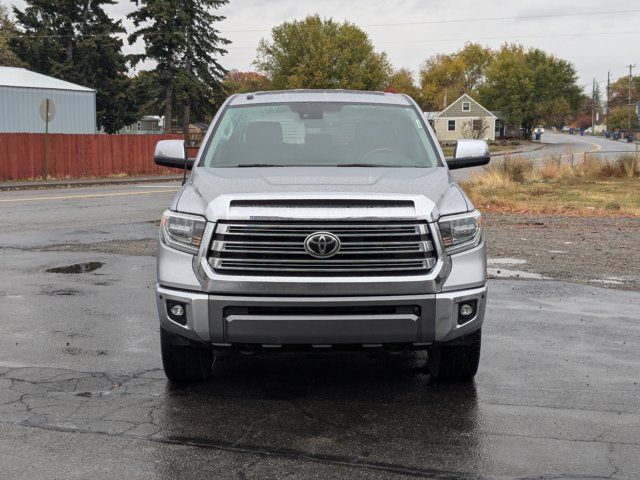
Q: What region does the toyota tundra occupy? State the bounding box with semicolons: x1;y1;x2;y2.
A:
153;90;489;383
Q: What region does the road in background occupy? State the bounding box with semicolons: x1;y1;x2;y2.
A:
453;131;639;181
0;182;639;479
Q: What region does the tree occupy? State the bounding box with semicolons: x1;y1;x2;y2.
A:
255;15;392;91
419;43;494;110
10;0;137;133
479;44;581;136
608;106;639;131
0;5;25;67
223;70;271;95
460;118;490;139
608;75;640;110
129;70;164;116
129;0;230;134
540;97;572;128
385;68;423;104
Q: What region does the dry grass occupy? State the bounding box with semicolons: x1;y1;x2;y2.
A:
460;154;640;216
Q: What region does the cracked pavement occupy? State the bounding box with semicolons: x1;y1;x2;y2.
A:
0;183;639;479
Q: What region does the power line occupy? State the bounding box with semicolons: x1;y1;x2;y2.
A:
371;30;640;46
15;28;640;45
223;9;640;33
14;9;640;39
229;29;640;49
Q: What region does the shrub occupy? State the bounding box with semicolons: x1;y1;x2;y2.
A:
540;155;572;180
617;155;638;178
576;156;607;178
486;156;535;183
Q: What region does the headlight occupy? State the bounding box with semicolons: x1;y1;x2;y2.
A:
438;210;483;254
160;210;206;255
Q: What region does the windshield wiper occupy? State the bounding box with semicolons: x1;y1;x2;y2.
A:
336;163;387;167
236;163;285;167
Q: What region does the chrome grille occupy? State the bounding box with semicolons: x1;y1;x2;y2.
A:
209;220;437;275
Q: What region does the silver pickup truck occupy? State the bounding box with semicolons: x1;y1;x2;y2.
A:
153;90;489;383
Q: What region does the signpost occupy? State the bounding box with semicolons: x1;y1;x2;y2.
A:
39;98;55;179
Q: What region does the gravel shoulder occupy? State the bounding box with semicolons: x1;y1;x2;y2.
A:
484;212;640;291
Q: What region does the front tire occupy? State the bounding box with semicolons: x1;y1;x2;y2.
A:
160;328;213;383
428;329;481;382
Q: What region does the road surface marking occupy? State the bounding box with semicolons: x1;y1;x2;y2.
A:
0;189;179;203
569;136;603;152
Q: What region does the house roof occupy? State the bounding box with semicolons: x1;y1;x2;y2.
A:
436;93;495;119
0;67;95;92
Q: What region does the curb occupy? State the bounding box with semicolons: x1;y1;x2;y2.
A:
0;175;183;191
490;144;545;157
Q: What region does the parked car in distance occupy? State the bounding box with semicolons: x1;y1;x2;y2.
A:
153;89;490;384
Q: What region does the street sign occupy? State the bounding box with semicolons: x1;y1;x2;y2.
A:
39;98;56;122
39;99;55;180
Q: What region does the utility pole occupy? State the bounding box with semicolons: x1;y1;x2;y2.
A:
626;64;636;132
606;71;610;133
591;78;596;136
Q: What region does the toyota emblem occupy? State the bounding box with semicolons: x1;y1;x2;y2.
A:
304;232;341;258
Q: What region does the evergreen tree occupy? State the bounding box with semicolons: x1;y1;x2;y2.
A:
0;5;26;67
10;0;138;133
128;0;230;134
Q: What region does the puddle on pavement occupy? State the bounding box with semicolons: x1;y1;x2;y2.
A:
45;262;104;274
42;288;82;296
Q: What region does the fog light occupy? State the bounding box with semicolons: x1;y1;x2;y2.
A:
167;301;187;325
170;304;185;317
460;303;474;317
457;300;477;325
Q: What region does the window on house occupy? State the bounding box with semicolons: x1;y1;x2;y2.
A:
472;119;482;131
136;122;141;131
462;102;470;112
448;120;456;131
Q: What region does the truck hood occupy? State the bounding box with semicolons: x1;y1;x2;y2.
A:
174;166;471;222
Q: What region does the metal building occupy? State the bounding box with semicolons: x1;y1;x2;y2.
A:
0;67;96;134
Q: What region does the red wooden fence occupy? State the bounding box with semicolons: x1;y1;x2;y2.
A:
0;133;198;181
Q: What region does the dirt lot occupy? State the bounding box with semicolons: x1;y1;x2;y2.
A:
483;212;640;291
44;212;640;292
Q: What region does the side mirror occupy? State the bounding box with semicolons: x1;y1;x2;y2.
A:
446;139;490;170
153;140;195;170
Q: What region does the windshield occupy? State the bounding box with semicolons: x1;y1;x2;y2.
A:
200;102;440;168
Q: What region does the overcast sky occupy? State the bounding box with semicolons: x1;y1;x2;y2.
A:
3;0;638;93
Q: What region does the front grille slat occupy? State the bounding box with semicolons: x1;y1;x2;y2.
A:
209;220;437;276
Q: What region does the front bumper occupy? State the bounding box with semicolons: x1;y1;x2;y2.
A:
156;284;487;346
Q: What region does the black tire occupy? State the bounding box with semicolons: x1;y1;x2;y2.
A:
428;329;481;382
160;328;213;383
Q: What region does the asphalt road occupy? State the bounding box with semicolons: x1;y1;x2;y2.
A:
0;179;639;479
